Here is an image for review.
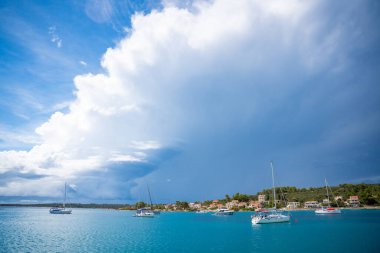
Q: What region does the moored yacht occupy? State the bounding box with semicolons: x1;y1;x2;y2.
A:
315;206;341;214
49;182;72;214
215;208;234;215
315;178;341;214
251;161;290;224
252;209;290;224
134;184;157;217
134;207;155;218
49;207;72;214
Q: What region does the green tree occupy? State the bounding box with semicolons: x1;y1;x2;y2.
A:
238;194;250;202
203;200;212;206
135;202;146;209
175;201;189;210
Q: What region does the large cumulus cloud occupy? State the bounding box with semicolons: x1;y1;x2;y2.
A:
1;0;379;202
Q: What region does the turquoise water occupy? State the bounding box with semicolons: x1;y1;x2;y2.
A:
0;208;379;252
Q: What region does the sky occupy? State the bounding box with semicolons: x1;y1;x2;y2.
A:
0;0;379;204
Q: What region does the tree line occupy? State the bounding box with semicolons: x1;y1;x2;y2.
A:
1;183;378;210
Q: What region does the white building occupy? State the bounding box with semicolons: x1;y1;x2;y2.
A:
189;203;201;209
258;195;266;203
248;201;261;209
304;201;320;208
238;202;247;208
347;196;360;207
286;202;300;209
226;200;239;209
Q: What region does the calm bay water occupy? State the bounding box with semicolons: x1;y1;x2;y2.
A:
0;207;379;252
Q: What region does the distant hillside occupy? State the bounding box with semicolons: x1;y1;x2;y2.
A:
1;183;379;210
258;183;380;205
198;183;380;208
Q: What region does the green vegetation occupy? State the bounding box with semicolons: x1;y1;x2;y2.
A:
135;201;146;209
232;192;252;202
1;183;378;211
175;201;189;210
256;183;380;206
197;183;380;210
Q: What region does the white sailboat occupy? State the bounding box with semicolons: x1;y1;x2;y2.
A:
134;207;155;217
49;183;72;214
251;161;290;224
315;178;341;214
147;184;161;215
134;184;156;218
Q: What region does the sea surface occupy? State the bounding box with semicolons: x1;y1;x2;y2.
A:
0;207;379;253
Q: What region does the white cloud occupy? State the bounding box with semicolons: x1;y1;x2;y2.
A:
51;100;71;112
130;141;161;150
109;153;146;162
85;0;113;24
0;0;358;200
0;127;40;148
48;26;62;48
80;60;87;66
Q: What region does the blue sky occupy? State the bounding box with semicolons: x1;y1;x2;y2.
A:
0;0;379;204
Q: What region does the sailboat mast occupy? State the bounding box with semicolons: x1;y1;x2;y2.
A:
63;182;66;209
325;178;330;206
147;184;153;209
270;161;277;209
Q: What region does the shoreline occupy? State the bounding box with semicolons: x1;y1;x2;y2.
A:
286;206;380;211
1;205;380;212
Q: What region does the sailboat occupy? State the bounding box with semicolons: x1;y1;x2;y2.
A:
134;185;155;218
251;161;290;224
315;178;341;214
49;182;72;214
134;207;155;217
147;184;160;215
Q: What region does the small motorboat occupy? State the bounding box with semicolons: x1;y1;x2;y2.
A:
214;208;234;215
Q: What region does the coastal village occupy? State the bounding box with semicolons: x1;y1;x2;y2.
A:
162;194;362;212
2;183;378;211
155;183;379;212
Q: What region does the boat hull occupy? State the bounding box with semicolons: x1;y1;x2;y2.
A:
315;208;341;214
214;208;234;216
49;208;72;214
215;212;234;216
134;208;155;217
134;213;155;218
252;214;290;224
